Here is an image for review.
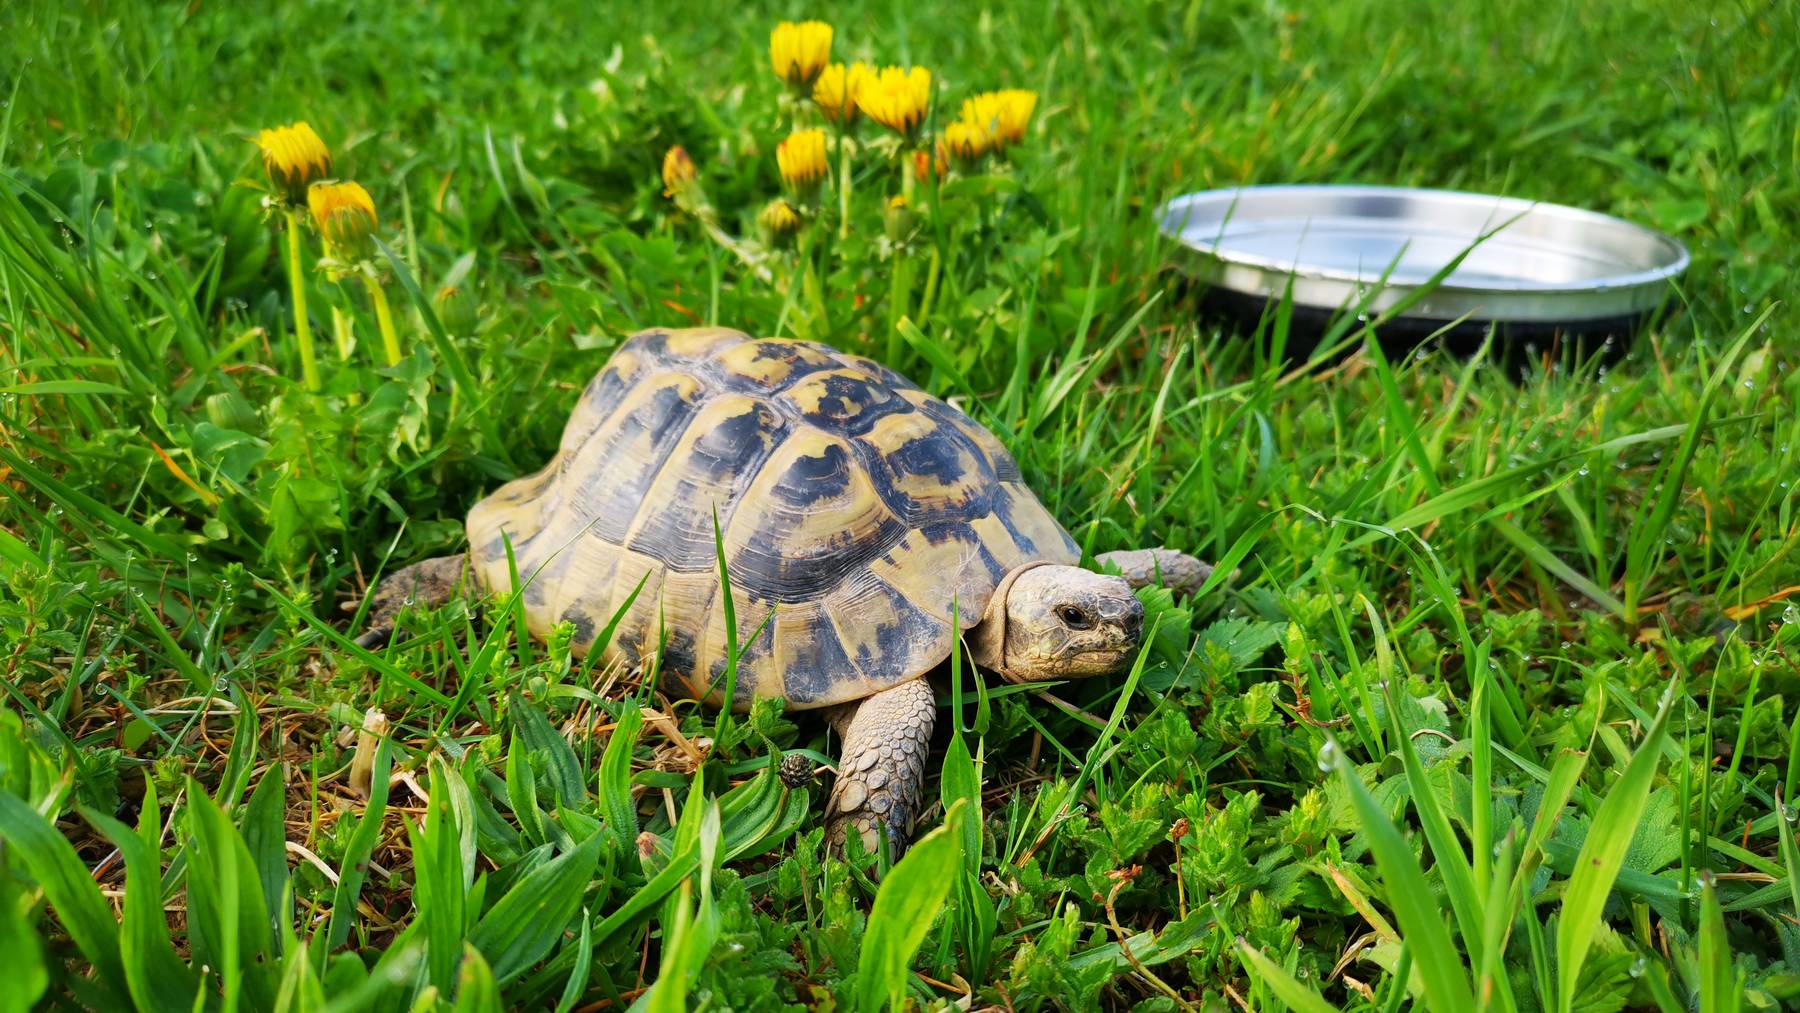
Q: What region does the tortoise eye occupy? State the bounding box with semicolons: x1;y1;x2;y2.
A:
1056;605;1094;630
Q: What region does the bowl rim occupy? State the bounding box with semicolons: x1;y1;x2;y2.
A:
1157;183;1691;301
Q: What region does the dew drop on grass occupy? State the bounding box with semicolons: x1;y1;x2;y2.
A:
1629;956;1648;978
1316;740;1339;773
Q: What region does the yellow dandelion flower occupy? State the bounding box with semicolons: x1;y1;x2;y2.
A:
254;122;333;205
813;61;872;125
856;66;932;139
942;120;989;164
307;181;378;261
662;145;698;197
960;89;1038;149
759;198;802;239
777;129;829;191
770;21;833;88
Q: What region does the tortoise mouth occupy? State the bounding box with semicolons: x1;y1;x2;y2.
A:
1073;645;1137;675
999;645;1137;683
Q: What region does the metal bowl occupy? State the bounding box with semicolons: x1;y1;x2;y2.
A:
1159;184;1689;337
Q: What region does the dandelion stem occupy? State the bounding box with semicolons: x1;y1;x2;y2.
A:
917;246;943;326
837;132;852;240
887;249;913;364
284;208;320;391
886;153;919;362
364;273;404;366
800;227;828;336
330;305;354;361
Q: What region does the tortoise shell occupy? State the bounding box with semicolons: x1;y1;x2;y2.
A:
465;327;1080;709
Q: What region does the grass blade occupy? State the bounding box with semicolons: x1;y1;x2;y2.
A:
856;799;967;1012
1329;740;1475;1012
1555;679;1677;1013
324;736;393;955
1697;873;1740;1013
185;777;276;1012
0;791;127;995
1364;598;1484;959
242;768;290;954
1238;938;1344;1013
81;796;197;1011
410;768;470;994
0;873;49;1013
509;691;587;808
469;827;604;982
599;701;645;859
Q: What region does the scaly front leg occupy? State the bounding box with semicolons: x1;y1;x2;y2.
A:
824;679;936;861
1095;547;1215;595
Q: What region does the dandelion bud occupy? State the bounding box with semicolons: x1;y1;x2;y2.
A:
912;142;947;182
661;145;698;197
884;194;915;243
253;122;333;205
770;21;833;88
777;129;829;192
759;198;802;244
204;389;258;431
434;285;478;336
307;181;378;262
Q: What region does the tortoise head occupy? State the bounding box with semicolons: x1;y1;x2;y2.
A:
970;564;1143;682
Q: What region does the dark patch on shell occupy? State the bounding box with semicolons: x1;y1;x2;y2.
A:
778;617;859;706
624;401;787;570
795;373;906;434
578;379;704;543
661;629;698;680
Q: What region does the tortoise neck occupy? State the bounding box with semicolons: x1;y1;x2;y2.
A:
967;560;1057;680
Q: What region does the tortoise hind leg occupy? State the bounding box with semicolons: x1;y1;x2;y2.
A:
1095;547;1214;596
824;678;936;861
352;554;470;648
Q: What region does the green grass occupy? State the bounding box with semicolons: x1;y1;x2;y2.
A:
2;0;1798;1009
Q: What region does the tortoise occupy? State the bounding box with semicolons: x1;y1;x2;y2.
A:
357;327;1213;855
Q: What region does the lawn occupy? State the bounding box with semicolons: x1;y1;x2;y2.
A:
2;0;1798;1009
